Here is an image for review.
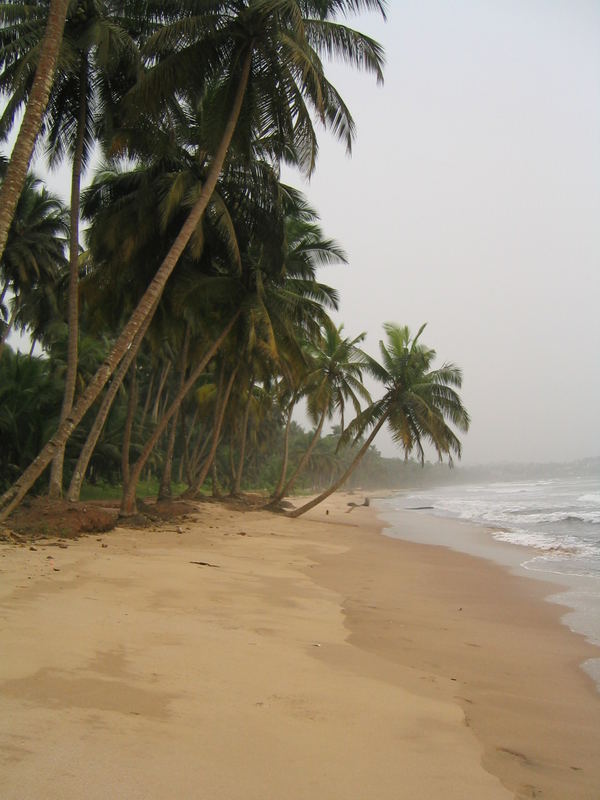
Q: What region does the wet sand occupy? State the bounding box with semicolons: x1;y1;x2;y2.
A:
1;494;599;799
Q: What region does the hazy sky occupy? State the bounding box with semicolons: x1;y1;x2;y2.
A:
23;0;600;466
285;0;600;464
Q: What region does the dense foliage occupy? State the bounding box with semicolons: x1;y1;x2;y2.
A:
0;1;470;519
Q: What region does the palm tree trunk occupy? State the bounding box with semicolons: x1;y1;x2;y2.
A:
272;398;296;498
0;47;253;522
182;366;239;501
139;370;154;432
273;409;326;501
151;361;171;422
119;313;239;515
211;461;221;498
66;308;153;502
233;377;254;495
0;0;70;264
289;415;388;518
121;358;138;487
158;325;190;500
189;427;209;483
48;56;87;499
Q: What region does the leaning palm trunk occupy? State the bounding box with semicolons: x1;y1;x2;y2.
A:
48;59;88;498
0;50;253;522
272;409;326;502
181;367;239;501
119;313;239;515
0;0;69;263
65;308;154;501
288;415;388;518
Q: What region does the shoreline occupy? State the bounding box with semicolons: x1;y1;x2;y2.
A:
1;494;599;798
376;497;600;687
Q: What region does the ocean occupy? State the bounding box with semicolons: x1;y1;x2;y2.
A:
377;472;600;686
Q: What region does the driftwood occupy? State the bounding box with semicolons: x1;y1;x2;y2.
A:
346;497;370;513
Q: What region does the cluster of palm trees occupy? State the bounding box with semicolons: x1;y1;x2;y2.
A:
0;1;470;523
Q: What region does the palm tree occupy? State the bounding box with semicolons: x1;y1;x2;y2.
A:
0;0;70;263
271;323;370;501
0;1;148;495
289;323;470;517
0;173;68;357
0;0;386;521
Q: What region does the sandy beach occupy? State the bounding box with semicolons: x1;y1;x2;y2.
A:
1;494;599;799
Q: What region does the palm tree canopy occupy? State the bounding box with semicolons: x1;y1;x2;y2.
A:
0;172;68;300
344;323;470;464
127;0;386;175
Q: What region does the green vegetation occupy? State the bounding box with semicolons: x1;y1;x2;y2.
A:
0;2;470;520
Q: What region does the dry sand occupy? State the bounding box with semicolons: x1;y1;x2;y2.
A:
1;494;599;799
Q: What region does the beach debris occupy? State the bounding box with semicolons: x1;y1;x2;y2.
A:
53;567;60;572
312;643;321;647
189;560;220;568
176;526;184;534
346;497;370;513
101;543;108;548
29;546;37;551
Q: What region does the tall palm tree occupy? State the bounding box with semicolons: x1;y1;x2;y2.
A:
272;323;369;501
0;0;386;521
289;323;470;517
0;0;148;495
0;0;70;263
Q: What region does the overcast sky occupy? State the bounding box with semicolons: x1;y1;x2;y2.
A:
285;0;600;464
23;0;600;466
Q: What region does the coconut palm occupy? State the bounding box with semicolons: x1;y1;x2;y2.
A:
0;0;150;495
0;0;386;521
0;173;68;356
289;323;470;517
271;323;369;502
0;0;70;263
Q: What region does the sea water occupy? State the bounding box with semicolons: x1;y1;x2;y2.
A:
377;473;600;686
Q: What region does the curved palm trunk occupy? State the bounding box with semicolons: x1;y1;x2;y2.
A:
48;57;87;498
119;313;239;515
272;398;296;498
0;0;70;263
272;409;326;501
181;367;238;501
0;49;253;522
289;414;388;518
66;303;155;502
232;377;254;495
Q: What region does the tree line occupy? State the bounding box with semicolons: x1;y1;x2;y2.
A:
0;1;469;522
